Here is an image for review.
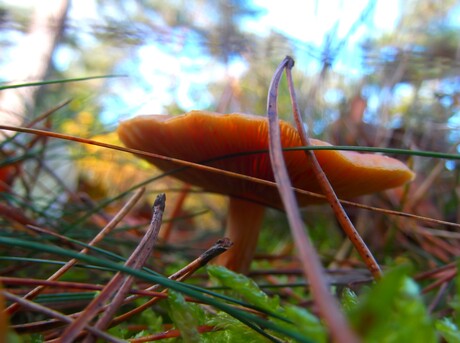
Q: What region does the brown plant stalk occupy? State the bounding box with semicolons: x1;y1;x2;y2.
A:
59;193;165;343
284;58;382;279
266;56;359;343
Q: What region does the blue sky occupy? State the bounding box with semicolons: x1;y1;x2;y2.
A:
2;1;459;154
101;0;404;120
250;0;400;47
1;0;404;121
3;0;399;120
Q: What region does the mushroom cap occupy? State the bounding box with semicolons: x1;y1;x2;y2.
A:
117;111;415;209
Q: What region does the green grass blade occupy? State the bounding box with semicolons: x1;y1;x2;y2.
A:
0;75;125;91
0;236;316;343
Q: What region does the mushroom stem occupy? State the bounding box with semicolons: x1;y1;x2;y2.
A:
216;197;265;274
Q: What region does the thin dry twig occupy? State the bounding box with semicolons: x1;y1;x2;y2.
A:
83;195;167;343
428;282;450;313
0;276;165;298
24;99;72;129
415;262;456;281
2;291;125;343
266;56;359;343
110;237;233;326
60;193;165;343
26;225;83;250
422;269;457;294
285;58;381;279
0;203;38;228
128;325;217;342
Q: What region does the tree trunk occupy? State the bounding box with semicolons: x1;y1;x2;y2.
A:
0;0;69;138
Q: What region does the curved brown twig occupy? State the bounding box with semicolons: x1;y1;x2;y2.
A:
284;58;382;279
267;56;359;343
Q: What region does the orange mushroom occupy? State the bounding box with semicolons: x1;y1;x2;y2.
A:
117;110;414;273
